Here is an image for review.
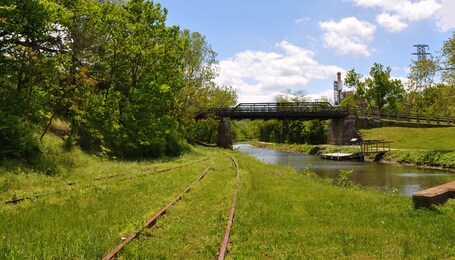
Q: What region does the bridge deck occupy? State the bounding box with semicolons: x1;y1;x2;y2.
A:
197;102;350;120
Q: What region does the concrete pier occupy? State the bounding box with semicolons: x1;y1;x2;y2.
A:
216;117;233;149
327;115;359;145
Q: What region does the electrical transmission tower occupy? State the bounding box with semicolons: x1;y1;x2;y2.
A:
412;44;430;61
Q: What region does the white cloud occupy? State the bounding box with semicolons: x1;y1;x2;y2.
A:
353;0;442;32
319;17;376;57
436;0;455;31
376;13;408;32
306;89;337;103
214;41;344;103
294;17;310;25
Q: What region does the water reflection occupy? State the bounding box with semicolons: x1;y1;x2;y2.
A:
234;143;455;197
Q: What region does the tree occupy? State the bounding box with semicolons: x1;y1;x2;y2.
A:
275;89;309;103
0;0;71;160
78;0;189;158
345;63;405;115
406;34;455;117
440;34;455;85
0;0;236;161
408;56;437;91
174;30;237;144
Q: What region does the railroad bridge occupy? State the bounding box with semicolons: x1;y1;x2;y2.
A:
196;102;359;148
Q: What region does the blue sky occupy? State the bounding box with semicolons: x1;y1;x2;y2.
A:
157;0;455;103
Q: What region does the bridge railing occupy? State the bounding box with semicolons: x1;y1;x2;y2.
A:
196;102;350;120
355;109;453;125
212;102;348;113
359;140;391;154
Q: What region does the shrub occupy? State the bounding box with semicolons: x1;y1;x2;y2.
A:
336;170;354;187
0;111;40;162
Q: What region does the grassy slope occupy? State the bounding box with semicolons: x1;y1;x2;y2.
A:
360;126;455;151
360;126;455;168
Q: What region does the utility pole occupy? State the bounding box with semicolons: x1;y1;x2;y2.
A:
412;44;430;61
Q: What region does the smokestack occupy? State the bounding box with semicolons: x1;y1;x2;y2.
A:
334;72;343;105
337;72;342;91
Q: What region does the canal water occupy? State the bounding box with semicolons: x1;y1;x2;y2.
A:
234;143;455;196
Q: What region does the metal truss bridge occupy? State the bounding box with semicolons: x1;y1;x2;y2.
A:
196;102;350;120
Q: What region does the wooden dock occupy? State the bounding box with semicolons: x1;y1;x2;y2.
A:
412;181;455;208
320;140;391;162
320;152;363;161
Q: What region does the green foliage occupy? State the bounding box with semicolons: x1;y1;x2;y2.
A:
0;110;39;161
385;150;455;168
336;169;354;187
408;56;437;90
440;34;455;85
175;30;237;144
406;34;455;117
345;63;405;113
186;85;237;144
257;119;327;145
1;0;236;161
232;120;260;142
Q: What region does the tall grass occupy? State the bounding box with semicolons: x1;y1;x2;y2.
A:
0;136;214;258
2;138;455;258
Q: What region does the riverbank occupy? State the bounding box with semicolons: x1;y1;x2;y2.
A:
250;140;455;171
231;150;455;258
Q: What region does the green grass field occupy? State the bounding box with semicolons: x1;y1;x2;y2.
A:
230;152;455;259
360;126;455;151
1;135;455;258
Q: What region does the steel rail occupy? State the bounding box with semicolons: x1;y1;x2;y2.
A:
94;157;211;181
3;157;211;205
102;164;212;260
218;152;240;260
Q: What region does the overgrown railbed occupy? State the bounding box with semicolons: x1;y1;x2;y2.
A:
1;136;455;258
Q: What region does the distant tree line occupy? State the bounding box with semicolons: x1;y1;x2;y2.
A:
243;90;328;145
0;0;236;162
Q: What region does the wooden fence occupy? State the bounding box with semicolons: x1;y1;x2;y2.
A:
354;109;453;126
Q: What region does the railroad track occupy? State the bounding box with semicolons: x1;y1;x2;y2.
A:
102;152;240;259
218;152;240;260
3;157;211;205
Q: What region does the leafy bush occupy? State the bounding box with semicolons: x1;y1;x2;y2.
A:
336;170;354;187
386;150;455;169
0;111;40;162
